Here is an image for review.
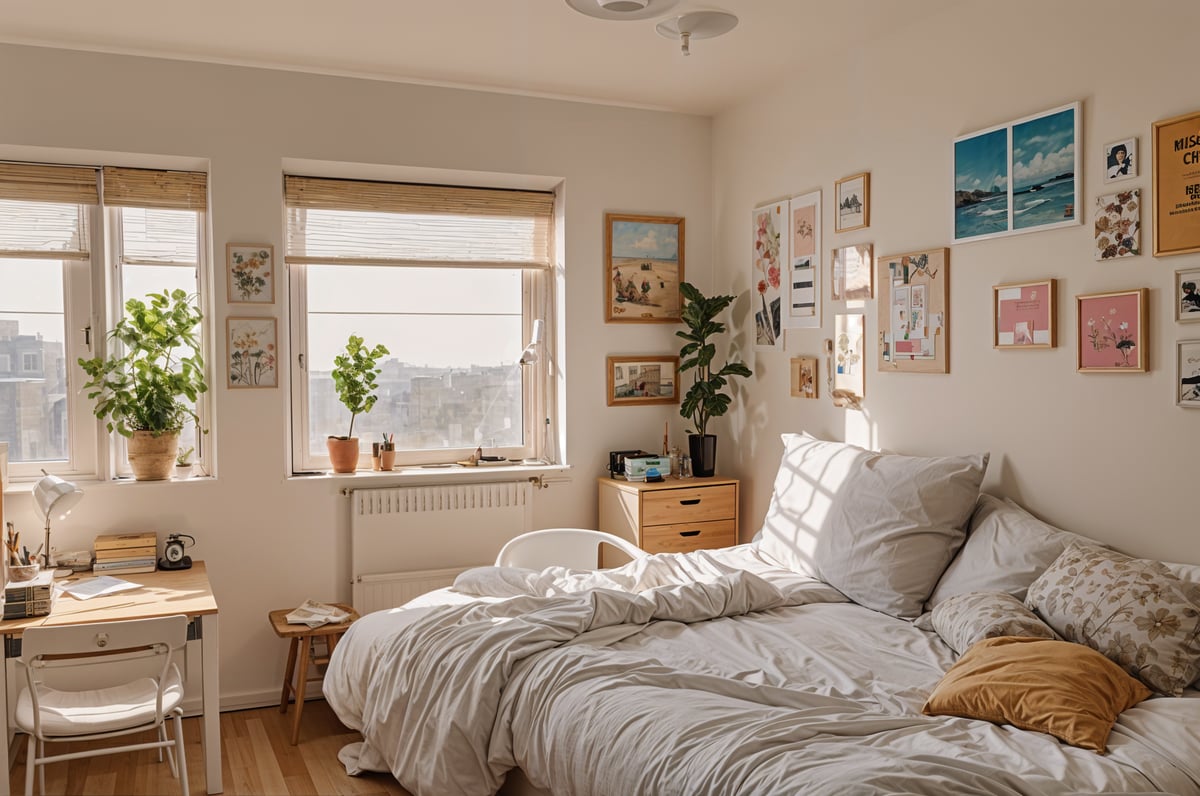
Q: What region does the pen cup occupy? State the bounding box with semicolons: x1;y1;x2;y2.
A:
380;447;396;471
371;442;382;471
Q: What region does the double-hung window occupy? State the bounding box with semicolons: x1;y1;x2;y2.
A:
286;176;556;472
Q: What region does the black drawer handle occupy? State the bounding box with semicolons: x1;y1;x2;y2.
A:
679;498;701;506
678;530;701;537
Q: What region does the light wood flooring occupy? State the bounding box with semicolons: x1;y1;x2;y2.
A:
7;699;413;796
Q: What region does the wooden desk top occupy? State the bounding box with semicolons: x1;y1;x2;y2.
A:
0;561;218;638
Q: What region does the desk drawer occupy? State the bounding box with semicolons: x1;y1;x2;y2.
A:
641;485;736;526
642;519;737;555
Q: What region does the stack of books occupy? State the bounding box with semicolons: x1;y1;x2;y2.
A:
4;569;55;619
93;532;158;575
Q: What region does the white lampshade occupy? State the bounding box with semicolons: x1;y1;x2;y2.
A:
33;473;84;521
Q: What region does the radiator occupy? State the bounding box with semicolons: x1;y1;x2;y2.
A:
350;481;534;614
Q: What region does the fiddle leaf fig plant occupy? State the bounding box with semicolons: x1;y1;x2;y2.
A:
331;334;390;439
676;282;753;438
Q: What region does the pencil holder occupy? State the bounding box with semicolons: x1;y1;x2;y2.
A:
9;562;40;582
380;448;396;471
371;442;382;471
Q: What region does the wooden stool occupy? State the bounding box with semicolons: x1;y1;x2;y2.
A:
268;603;360;744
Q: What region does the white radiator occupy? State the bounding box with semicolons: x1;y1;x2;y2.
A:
350;481;534;614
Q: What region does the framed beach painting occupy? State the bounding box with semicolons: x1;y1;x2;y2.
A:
606;355;679;406
226;243;274;304
752;200;787;349
834;173;869;233
1177;267;1200;322
1178;341;1200;407
831;243;873;302
1076;288;1147;373
1153;109;1200;256
993;279;1056;349
605;214;684;323
1094;189;1141;260
227;317;279;388
877;248;949;374
787;191;820;329
1104;137;1137;182
953;102;1080;243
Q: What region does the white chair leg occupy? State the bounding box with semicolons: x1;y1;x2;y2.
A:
37;740;45;796
158;724;167;764
24;735;36;796
173;711;190;796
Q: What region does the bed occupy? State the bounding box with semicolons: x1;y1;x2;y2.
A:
324;434;1200;796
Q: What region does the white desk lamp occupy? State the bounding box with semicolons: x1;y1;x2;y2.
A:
32;471;83;567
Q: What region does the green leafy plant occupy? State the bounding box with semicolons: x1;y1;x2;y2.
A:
331;335;390;439
676;282;753;437
79;289;208;437
175;446;194;466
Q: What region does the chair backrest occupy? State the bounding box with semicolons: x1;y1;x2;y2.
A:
495;528;647;570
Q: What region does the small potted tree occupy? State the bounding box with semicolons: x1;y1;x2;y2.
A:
676;282;752;477
327;335;390;473
79;290;208;481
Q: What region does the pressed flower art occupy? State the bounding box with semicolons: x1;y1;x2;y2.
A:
228;317;278;388
1077;289;1147;372
753;201;785;348
1095;190;1140;260
227;243;275;303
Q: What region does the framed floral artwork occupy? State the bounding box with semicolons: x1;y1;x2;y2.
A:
227;317;278;388
1076;288;1148;373
1176;267;1200;322
831;243;873;301
834;172;869;233
1094;189;1140;260
1152;109;1200;256
1178;340;1200;407
790;356;817;399
752;200;786;349
605;214;684;323
1104;137;1137;182
606;355;679;406
226;243;274;304
831;314;864;408
993;279;1056;349
787;191;820;329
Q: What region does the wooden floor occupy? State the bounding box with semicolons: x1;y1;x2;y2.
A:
7;699;413;796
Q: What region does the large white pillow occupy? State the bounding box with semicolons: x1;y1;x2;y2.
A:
755;433;988;619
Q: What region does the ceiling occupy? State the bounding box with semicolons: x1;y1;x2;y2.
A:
0;0;952;116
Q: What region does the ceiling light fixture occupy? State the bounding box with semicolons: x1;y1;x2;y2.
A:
565;0;679;21
655;10;739;56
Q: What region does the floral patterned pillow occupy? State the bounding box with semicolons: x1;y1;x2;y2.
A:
1026;544;1200;697
931;590;1057;654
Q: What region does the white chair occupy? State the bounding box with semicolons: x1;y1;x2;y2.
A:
16;615;190;796
495;528;647;570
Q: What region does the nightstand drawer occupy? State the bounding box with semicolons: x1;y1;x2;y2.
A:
642;519;737;554
641;485;736;526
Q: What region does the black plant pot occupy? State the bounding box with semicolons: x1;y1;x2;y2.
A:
688;434;718;478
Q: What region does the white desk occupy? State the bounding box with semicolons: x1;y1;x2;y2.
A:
0;562;221;795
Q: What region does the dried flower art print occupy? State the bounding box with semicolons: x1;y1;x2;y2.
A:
1095;190;1141;260
753;201;785;349
227;243;275;303
1076;289;1147;372
227;317;278;388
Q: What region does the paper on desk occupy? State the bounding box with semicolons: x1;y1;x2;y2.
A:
58;575;142;601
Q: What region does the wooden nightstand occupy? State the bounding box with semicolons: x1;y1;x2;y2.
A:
597;476;739;566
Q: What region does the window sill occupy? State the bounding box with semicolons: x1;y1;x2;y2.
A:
288;462;573;488
3;475;216;496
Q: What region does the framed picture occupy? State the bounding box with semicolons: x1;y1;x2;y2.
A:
831;243;873;302
605;214;684;323
1095;189;1141;260
606;355;679;406
226;243;274;304
227;317;279;388
1178;340;1200;407
877;248;949;374
993;279;1056;349
953;102;1080;243
1076;288;1148;372
832;314;865;408
1176;267;1200;322
790;356;818;398
787;191;820;329
752;200;786;349
1104;137;1137;182
834;172;869;233
1153;109;1200;256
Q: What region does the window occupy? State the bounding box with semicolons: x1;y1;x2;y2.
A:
21;352;40;372
286;175;556;472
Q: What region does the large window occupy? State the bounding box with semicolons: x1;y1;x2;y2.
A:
286;176;556;472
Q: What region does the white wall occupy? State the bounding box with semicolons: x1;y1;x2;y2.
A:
0;44;711;706
712;0;1200;565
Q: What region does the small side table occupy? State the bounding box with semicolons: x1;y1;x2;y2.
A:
268;603;360;744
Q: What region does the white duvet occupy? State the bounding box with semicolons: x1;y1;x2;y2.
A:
324;546;1200;796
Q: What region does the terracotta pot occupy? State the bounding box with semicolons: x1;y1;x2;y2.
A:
327;437;361;473
128;430;180;481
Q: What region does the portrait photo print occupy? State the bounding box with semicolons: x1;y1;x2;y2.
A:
1104;137;1137;182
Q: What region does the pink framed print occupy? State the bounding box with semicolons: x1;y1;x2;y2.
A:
1076;288;1148;373
993;279;1056;349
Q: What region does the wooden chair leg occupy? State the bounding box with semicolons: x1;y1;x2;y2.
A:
280;637;299;714
290;636;312;745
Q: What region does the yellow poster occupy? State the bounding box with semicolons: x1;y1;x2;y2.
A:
1153;109;1200;256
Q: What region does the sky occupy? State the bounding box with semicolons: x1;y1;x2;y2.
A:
1012;107;1076;191
954;127;1008;194
611;220;679;261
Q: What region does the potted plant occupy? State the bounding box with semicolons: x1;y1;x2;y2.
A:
676;282;753;477
327;335;390;473
175;446;195;480
79;290;208;481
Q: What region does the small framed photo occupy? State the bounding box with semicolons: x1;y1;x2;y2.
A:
1178;340;1200;407
994;279;1056;349
1104;137;1137;182
832;314;865;408
605;214;684;323
1076;288;1148;373
1176;267;1200;322
834;172;870;233
227;317;279;388
831;243;874;301
790;356;818;398
226;243;275;304
606;355;679;406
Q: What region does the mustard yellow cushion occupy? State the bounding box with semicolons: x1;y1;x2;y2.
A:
922;636;1152;753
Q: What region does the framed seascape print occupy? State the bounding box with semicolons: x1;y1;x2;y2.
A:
1153;109;1200;256
787;191;820;329
834;172;869;233
790;356;817;399
1178;341;1200;407
606;356;679;406
1076;288;1147;373
832;314;865;408
1177;267;1200;321
605;213;684;323
831;243;873;302
1104;137;1137;182
993;279;1056;349
752;200;787;349
876;248;949;374
1094;189;1141;260
953;102;1080;243
227;316;279;388
226;243;274;304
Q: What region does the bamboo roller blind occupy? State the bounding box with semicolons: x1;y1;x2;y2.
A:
0;163;99;205
102;166;208;211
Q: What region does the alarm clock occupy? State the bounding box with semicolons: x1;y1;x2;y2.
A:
159;533;195;571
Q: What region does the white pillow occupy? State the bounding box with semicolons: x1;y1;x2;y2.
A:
755;433;988;619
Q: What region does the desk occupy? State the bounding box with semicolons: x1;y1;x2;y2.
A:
0;562;221;795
